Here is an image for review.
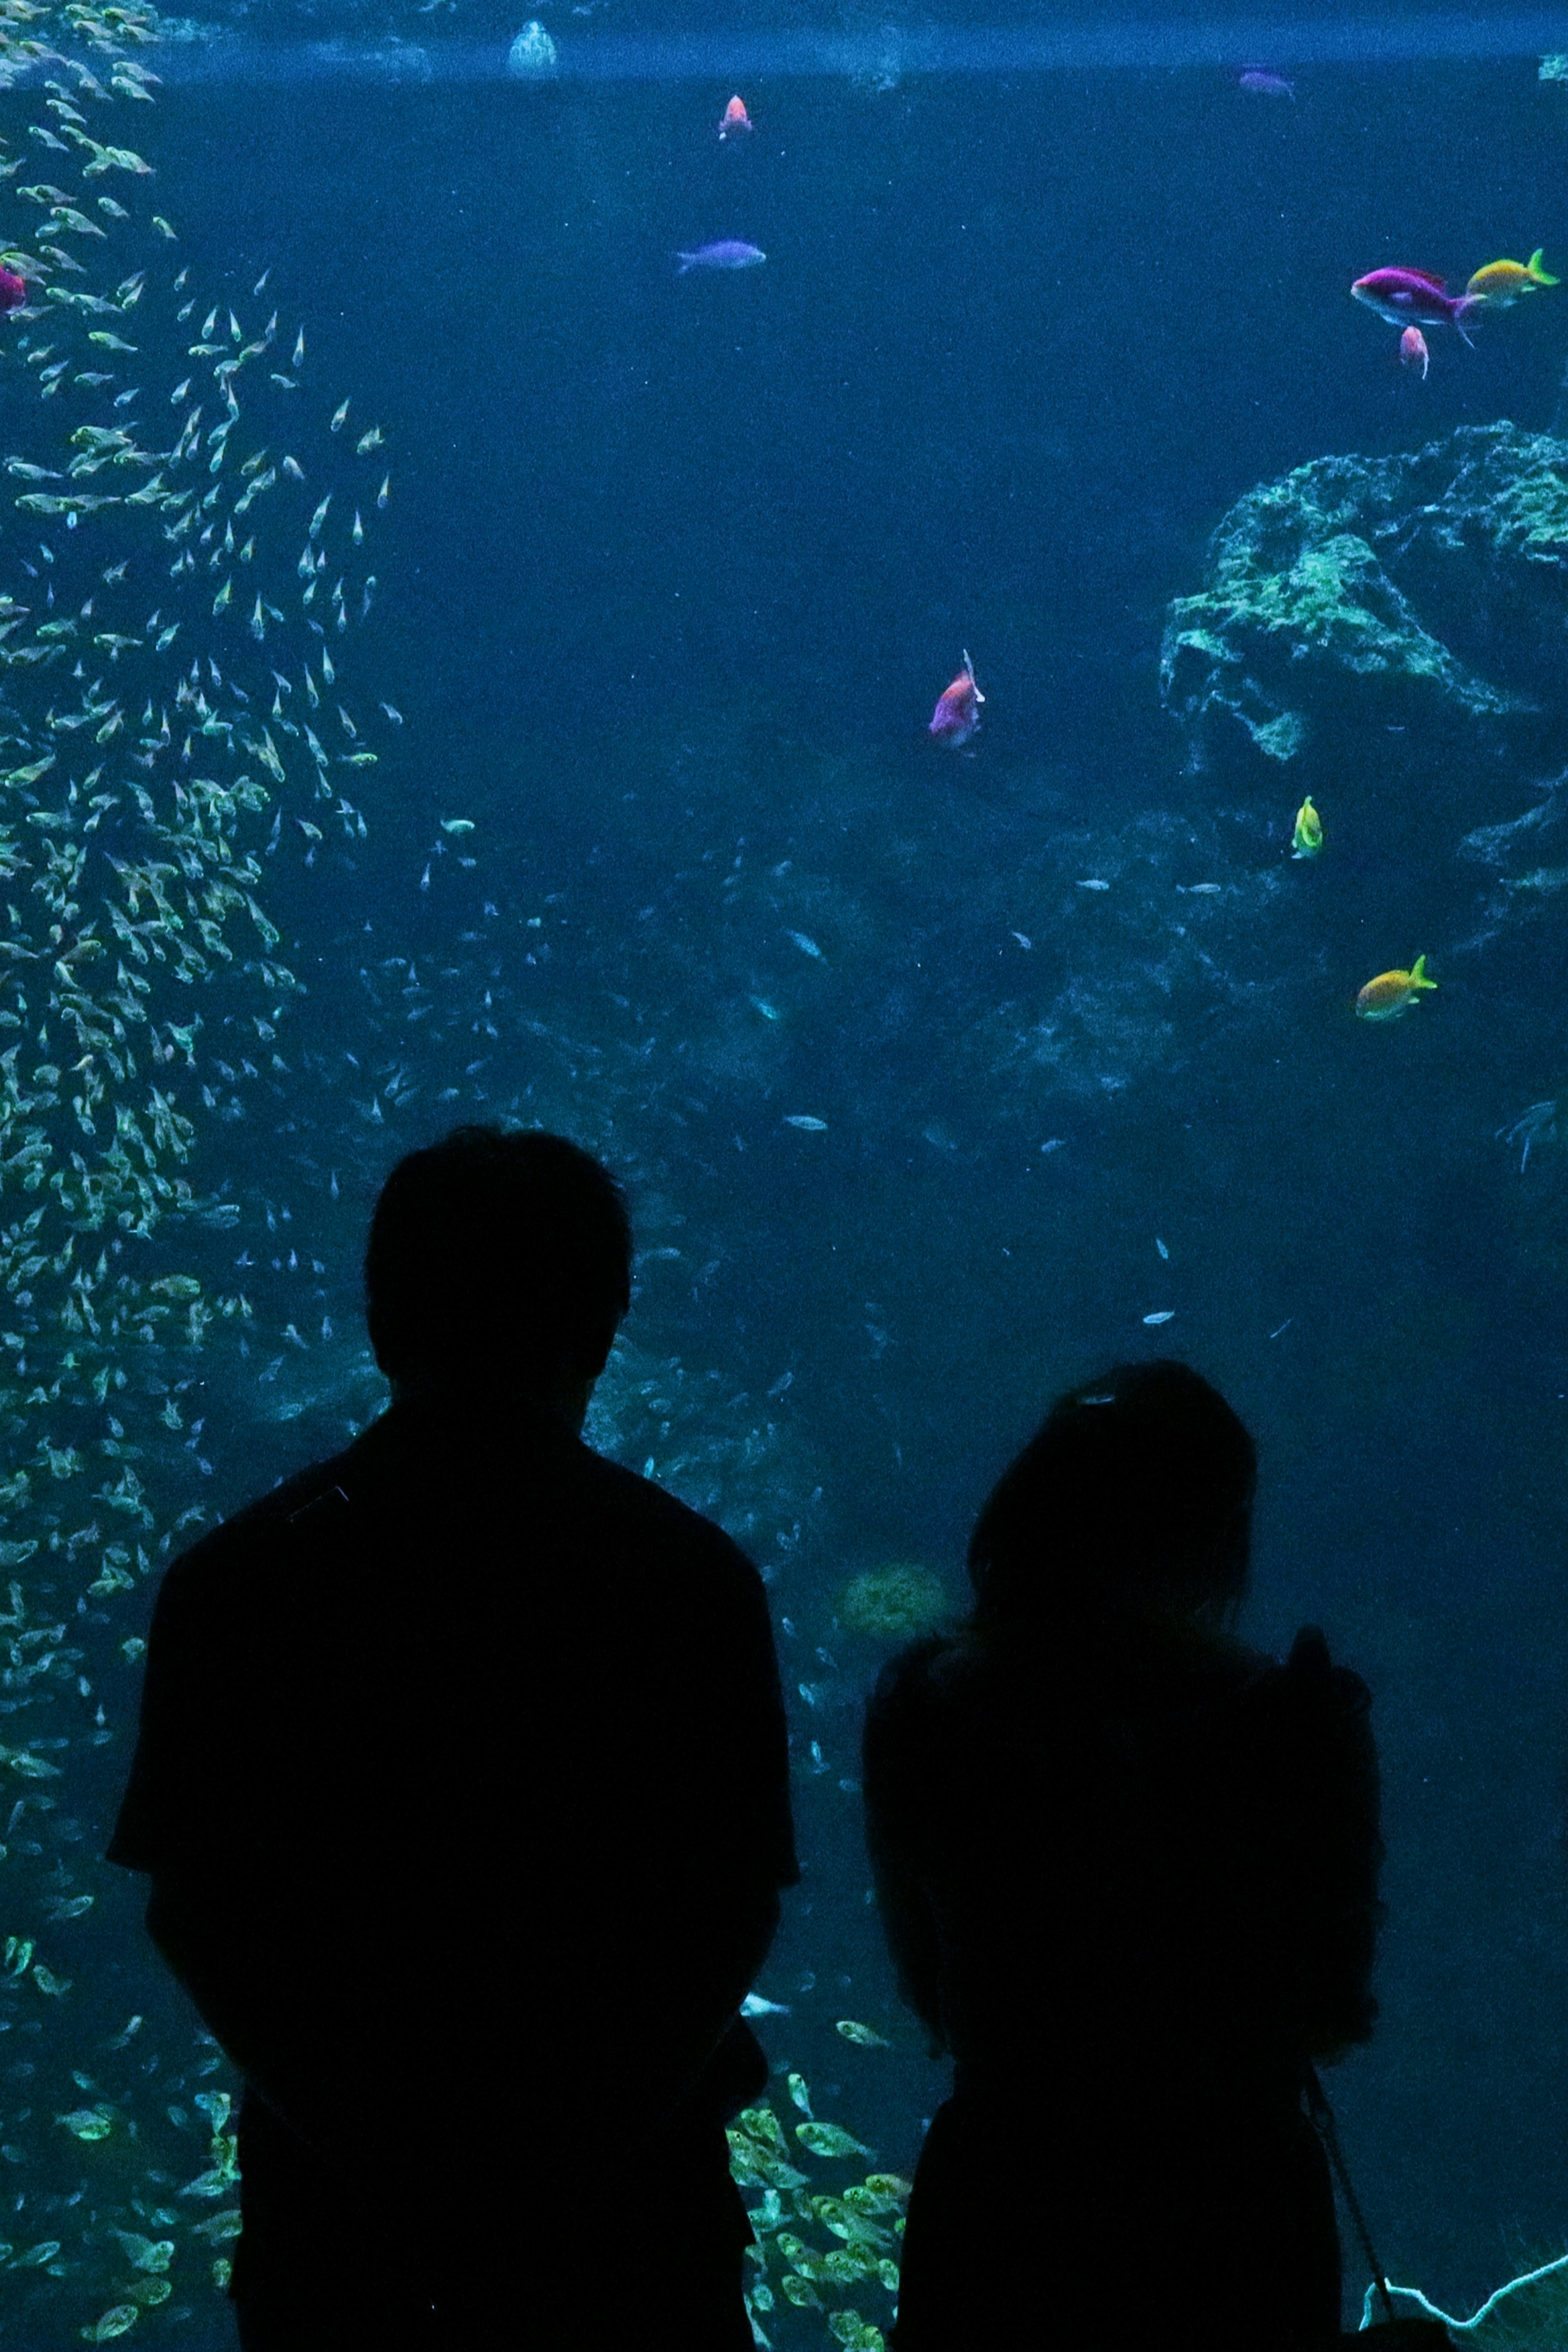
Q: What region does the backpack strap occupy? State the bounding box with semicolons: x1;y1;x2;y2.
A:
1304;2062;1395;2326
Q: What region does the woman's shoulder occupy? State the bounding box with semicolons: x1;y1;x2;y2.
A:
1229;1625;1377;1804
1246;1625;1372;1718
863;1629;994;1786
868;1629;980;1719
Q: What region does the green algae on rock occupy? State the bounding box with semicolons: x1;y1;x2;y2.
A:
835;1561;951;1639
1161;423;1568;778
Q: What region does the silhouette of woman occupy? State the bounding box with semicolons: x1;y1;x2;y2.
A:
863;1362;1383;2351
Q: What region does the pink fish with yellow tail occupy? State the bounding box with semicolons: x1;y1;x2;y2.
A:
1351;267;1482;346
929;651;983;747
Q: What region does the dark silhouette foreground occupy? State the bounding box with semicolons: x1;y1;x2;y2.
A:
864;1362;1384;2352
108;1127;797;2350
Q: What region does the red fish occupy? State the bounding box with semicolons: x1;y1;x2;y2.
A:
0;265;27;314
929;651;983;747
719;94;752;138
1399;326;1429;379
1351;267;1481;346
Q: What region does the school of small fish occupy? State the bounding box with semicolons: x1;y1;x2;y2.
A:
0;0;405;2331
727;2085;911;2346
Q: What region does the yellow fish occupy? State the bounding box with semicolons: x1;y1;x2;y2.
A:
1466;248;1559;304
1356;955;1436;1019
1291;796;1322;858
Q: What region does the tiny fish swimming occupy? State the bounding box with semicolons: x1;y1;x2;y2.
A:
718;95;752;138
676;241;766;273
1291;797;1322;858
929;651;983;747
1399;327;1429;379
1466;248;1558;305
1356;955;1437;1020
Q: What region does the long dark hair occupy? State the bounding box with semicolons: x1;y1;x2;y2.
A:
967;1360;1256;1635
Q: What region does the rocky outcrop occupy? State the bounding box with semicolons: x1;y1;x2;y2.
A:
1161;422;1568;781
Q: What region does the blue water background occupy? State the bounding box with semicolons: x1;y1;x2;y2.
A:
42;36;1568;2336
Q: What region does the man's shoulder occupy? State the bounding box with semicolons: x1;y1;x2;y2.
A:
572;1442;758;1585
157;1451;357;1609
157;1419;762;1632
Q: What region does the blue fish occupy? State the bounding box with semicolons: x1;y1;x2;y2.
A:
676;241;766;274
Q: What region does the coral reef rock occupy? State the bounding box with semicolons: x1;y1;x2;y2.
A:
1162;423;1568;782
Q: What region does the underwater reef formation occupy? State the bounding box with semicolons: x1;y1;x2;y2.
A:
1161;421;1568;782
834;1561;950;1641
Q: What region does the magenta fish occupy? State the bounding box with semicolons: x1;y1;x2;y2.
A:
1236;65;1294;97
676;240;766;274
0;264;26;314
929;651;983;747
1351;267;1481;346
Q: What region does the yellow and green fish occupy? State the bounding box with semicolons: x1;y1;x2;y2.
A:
1291;796;1322;858
1466;248;1559;305
1356;955;1437;1020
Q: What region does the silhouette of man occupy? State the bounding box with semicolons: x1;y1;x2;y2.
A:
107;1126;797;2351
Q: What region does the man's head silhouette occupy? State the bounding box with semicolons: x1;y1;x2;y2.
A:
365;1124;632;1415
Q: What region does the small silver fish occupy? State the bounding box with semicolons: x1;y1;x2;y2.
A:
675;240;766;273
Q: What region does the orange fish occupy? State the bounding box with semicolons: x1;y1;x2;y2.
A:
719;94;752;138
1355;955;1436;1019
1399;326;1429;379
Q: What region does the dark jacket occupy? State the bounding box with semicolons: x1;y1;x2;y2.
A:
862;1614;1382;2352
108;1389;797;2336
864;1615;1380;2090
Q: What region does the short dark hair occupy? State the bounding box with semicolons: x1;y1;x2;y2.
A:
364;1125;632;1387
968;1360;1256;1630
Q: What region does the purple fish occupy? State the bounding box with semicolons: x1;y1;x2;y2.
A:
676;240;766;274
929;651;983;748
1236;65;1294;97
1351;267;1482;347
